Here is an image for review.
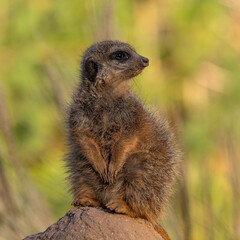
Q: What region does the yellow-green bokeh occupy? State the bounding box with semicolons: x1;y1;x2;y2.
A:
0;0;239;239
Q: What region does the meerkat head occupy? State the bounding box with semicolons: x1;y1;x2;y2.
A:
80;41;149;89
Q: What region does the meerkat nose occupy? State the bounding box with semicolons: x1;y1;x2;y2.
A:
141;57;149;67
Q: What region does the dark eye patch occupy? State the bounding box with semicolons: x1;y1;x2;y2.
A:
111;51;130;61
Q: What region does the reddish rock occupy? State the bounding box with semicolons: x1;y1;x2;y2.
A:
23;207;164;240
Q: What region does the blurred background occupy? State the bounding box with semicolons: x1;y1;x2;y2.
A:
0;0;240;239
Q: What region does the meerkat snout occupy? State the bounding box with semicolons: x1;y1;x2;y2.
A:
141;56;149;67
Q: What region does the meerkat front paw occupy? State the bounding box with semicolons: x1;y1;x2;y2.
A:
106;170;118;184
93;161;108;183
106;161;122;184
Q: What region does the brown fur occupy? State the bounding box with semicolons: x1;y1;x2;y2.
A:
66;41;182;240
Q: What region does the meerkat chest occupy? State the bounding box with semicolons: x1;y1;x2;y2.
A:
89;98;138;141
90;108;122;143
79;94;142;143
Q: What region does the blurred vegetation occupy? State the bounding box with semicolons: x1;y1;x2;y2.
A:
0;0;240;239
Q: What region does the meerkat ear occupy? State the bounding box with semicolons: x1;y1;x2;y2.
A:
84;59;99;81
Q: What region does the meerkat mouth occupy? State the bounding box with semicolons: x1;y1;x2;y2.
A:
133;68;144;77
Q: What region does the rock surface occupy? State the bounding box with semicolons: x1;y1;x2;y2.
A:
23;207;164;240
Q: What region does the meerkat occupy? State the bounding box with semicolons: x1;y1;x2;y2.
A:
66;41;181;240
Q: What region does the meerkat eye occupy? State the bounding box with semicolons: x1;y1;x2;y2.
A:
111;51;129;61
